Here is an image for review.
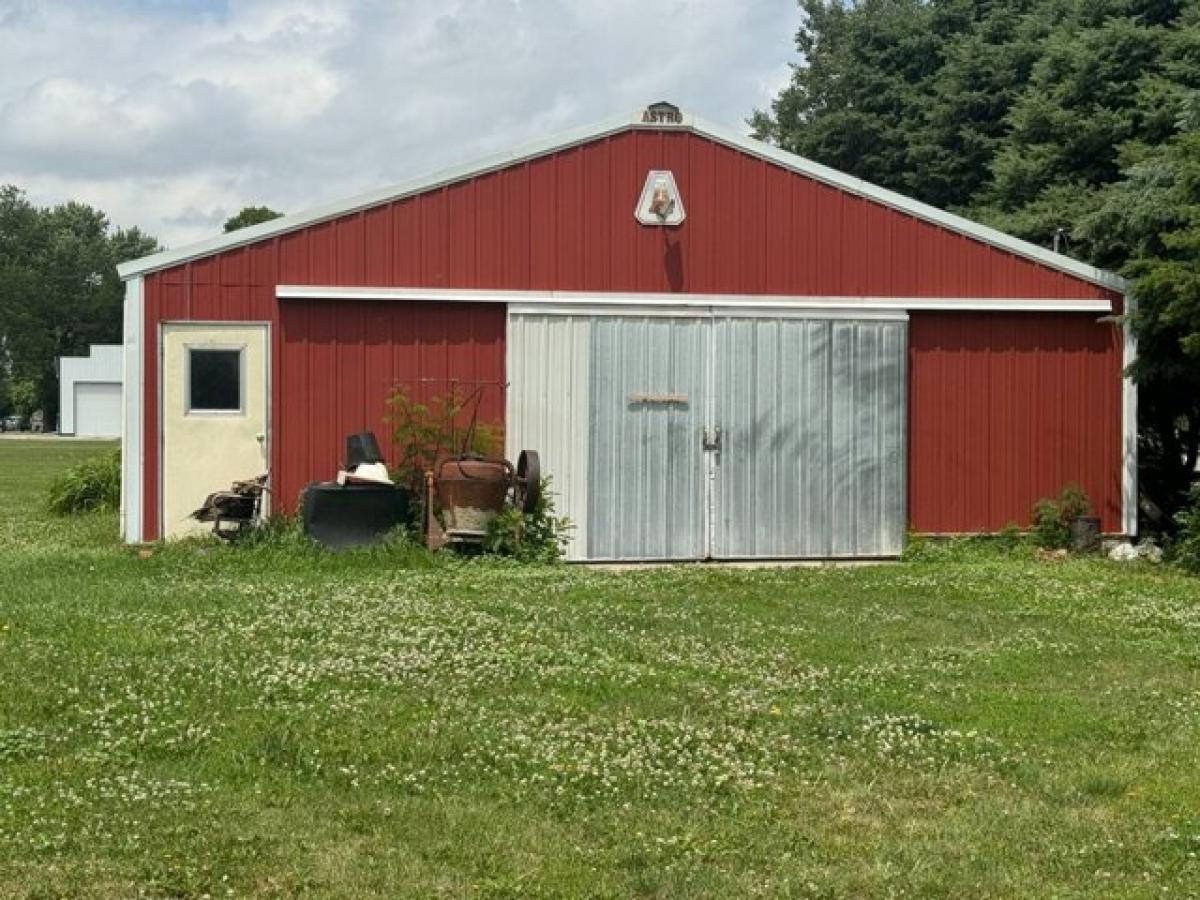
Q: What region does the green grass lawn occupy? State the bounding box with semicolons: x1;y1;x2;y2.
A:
1;439;1198;897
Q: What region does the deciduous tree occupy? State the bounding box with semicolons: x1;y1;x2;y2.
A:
0;186;158;429
223;205;283;232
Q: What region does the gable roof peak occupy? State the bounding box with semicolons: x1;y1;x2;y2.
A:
117;103;1124;292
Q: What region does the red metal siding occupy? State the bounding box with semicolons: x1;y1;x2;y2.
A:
140;127;1124;540
908;309;1124;533
274;300;505;512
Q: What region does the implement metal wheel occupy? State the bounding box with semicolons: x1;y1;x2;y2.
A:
515;450;541;514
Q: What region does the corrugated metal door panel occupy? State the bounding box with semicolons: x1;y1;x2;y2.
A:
848;321;908;555
712;318;907;559
713;318;810;557
828;321;856;553
798;322;833;556
879;323;909;553
588;317;707;560
848;324;878;552
505;314;592;559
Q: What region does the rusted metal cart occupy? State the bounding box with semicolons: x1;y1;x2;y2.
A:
425;450;540;550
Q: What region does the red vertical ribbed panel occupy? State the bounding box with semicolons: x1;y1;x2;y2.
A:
908;310;1124;533
139;128;1124;539
273;300;505;512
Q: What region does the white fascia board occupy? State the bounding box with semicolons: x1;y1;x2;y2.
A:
276;285;1112;313
118;105;1125;294
121;276;144;543
1122;294;1139;537
689;116;1128;294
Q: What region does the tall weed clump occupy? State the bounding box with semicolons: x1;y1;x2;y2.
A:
47;449;121;515
1032;483;1092;549
484;477;573;563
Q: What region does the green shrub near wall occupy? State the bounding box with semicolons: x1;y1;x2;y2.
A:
47;449;120;515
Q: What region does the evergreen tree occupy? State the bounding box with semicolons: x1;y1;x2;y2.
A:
751;0;946;199
756;0;1200;530
1080;93;1200;525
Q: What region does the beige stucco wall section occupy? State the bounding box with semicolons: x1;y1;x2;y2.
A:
160;323;269;539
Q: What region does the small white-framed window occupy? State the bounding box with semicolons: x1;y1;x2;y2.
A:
187;346;244;414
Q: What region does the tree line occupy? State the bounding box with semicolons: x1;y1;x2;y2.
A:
0;194;279;427
755;0;1200;531
0;187;158;427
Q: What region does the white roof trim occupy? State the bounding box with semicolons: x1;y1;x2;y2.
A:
508;304;909;320
277;285;1112;313
119;106;1126;293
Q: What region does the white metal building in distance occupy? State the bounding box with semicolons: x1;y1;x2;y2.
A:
58;344;122;437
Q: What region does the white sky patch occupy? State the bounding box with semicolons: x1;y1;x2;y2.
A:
0;0;802;248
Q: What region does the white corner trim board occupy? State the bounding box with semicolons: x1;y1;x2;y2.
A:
1123;295;1139;538
117;105;1127;293
275;285;1113;314
121;276;144;544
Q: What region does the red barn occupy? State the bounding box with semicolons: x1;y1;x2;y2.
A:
117;102;1135;560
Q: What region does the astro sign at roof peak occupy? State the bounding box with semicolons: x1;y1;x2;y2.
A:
641;101;684;125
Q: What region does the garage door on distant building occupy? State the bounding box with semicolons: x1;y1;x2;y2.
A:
73;382;122;437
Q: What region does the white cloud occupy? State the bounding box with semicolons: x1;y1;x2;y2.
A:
0;0;801;247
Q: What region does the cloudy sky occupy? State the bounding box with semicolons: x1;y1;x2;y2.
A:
0;0;801;249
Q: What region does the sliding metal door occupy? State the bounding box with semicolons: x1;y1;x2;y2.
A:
586;317;708;561
711;317;907;558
